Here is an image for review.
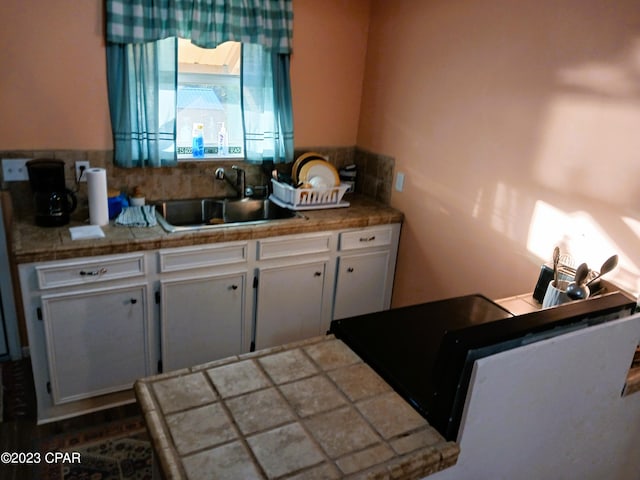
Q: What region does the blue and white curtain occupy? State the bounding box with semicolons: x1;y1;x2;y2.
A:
242;44;294;164
106;0;294;167
106;38;177;167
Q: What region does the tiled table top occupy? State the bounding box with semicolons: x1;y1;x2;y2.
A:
135;335;459;480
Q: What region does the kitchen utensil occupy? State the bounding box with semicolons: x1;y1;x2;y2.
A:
586;254;618;287
559;253;575;268
566;262;590;300
574;262;589;284
552;246;560;287
542;279;572;308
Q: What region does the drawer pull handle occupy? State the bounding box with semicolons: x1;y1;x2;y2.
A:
230;285;238;290
79;268;107;276
314;271;322;277
130;298;137;304
359;236;376;242
347;267;354;273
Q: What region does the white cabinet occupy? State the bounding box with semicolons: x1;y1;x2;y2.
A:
160;273;246;371
41;284;149;404
254;232;333;350
19;252;152;423
255;260;328;350
19;223;400;423
334;251;391;319
333;225;400;320
157;242;249;371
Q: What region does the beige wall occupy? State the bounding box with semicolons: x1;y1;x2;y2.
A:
0;0;369;149
361;0;640;305
3;0;640;306
0;1;111;149
292;0;370;146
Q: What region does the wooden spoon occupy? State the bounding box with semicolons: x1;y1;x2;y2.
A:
586;254;618;287
566;263;590;300
552;246;560;287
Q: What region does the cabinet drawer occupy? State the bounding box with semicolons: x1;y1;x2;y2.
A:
158;242;247;272
339;226;393;251
36;254;146;289
258;233;332;260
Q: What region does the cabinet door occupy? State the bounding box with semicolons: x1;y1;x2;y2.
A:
333;251;390;320
255;261;326;350
41;284;149;405
161;273;245;371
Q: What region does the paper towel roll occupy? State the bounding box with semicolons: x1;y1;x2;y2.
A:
86;168;109;226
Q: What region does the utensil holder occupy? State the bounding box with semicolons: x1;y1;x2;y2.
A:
542;280;572;308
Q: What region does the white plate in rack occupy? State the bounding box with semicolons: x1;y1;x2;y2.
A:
298;160;340;187
292;152;326;184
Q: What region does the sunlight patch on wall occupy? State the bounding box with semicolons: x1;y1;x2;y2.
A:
527;201;571;260
557;62;638;96
472;182;526;243
621;216;640;241
527;200;640;294
472;188;483;219
532;95;640;206
532;37;640;207
489;182;521;241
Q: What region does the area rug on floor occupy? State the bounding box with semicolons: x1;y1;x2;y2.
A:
35;416;154;480
1;358;36;421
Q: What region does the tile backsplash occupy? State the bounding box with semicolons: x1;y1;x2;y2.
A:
1;147;394;218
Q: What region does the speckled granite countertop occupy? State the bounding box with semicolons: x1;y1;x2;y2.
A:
135;335;459;480
11;194;403;264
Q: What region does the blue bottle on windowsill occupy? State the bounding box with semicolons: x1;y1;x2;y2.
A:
192;123;205;158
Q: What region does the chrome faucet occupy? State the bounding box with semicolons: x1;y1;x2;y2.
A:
214;166;246;199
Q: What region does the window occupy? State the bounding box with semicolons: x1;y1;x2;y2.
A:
106;0;293;167
175;40;244;160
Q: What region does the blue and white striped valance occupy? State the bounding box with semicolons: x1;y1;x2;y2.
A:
106;0;293;53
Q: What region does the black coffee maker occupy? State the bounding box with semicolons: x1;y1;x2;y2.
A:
26;159;77;227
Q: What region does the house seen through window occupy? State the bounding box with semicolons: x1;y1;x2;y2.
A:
175;39;243;160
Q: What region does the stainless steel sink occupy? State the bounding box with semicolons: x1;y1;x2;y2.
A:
154;198;302;232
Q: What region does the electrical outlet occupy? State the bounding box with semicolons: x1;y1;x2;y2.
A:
2;158;31;182
75;161;90;182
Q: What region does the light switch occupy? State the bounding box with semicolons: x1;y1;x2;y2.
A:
395;172;405;192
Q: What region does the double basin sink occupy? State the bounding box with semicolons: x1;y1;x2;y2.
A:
154;197;302;233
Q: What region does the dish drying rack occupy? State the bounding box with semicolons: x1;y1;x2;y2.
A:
269;179;350;210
